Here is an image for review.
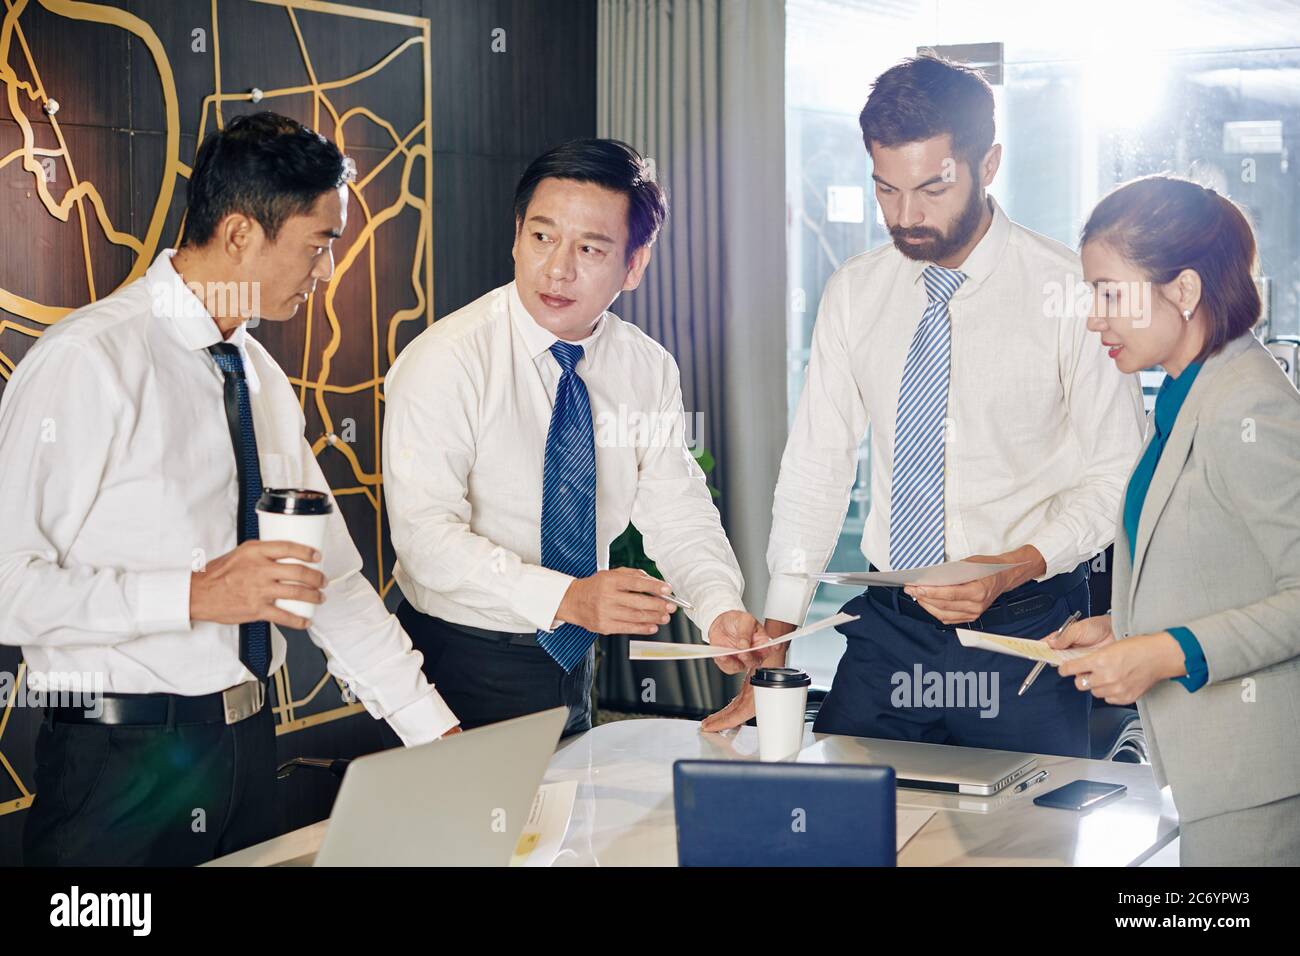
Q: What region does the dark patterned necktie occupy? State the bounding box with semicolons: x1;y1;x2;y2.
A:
209;343;270;677
536;341;598;672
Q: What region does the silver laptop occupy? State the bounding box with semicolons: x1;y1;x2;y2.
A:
311;706;568;866
807;735;1038;796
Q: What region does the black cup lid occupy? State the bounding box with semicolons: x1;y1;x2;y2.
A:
256;488;333;516
749;667;811;689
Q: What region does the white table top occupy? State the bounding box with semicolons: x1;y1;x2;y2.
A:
546;719;1177;866
209;718;1178;866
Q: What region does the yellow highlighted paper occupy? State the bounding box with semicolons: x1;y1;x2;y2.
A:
955;629;1092;665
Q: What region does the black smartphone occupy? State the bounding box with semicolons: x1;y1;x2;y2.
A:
1033;779;1127;811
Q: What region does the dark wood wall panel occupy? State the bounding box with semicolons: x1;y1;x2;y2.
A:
0;0;596;864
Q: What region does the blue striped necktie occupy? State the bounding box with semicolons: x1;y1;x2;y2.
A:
209;343;271;678
888;264;966;571
537;341;598;672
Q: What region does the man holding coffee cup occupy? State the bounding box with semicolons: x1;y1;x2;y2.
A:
0;112;459;866
383;139;767;735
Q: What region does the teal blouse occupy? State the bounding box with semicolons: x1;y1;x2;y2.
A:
1122;362;1208;692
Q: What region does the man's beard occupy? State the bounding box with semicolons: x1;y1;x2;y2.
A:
889;186;987;263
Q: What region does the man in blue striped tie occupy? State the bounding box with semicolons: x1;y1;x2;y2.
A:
385;140;766;735
705;56;1145;758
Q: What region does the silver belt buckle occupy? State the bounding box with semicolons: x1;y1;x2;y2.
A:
222;680;266;725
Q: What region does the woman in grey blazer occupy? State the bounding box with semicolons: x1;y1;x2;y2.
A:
1051;176;1300;866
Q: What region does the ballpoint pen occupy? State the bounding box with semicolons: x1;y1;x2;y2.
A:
1013;769;1049;794
1018;609;1083;696
661;592;695;612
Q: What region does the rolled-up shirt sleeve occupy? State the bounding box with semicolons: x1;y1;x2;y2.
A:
0;341;193;648
299;439;458;745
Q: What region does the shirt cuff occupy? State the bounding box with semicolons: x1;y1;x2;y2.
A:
513;565;576;633
1027;523;1086;581
382;688;461;746
763;573;817;629
1169;626;1208;692
689;591;745;644
131;568;194;633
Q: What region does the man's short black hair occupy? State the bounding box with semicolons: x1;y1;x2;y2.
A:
859;55;995;168
181;111;354;247
512;139;668;264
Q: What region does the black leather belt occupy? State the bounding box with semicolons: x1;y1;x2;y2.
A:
867;562;1088;631
441;618;542;647
46;680;267;727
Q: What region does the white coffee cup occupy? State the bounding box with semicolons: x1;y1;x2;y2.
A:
255;488;332;622
751;667;811;761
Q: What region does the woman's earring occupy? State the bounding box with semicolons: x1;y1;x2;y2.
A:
1182;309;1193;322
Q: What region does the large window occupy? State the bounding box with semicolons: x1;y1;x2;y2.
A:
785;0;1300;686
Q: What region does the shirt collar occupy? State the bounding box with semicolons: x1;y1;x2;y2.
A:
147;249;260;393
1153;360;1204;438
907;194;1010;293
507;281;607;364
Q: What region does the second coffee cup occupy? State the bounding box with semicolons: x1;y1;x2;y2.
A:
751;666;811;761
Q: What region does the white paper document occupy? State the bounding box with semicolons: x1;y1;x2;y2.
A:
804;559;1026;588
628;612;858;661
510;780;578;867
955;628;1092;665
897;808;935;852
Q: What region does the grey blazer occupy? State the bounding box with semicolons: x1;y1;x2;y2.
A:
1111;332;1300;825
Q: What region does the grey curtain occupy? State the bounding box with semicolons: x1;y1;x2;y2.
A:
595;0;787;715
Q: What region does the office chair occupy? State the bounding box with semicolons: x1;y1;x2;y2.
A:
1089;705;1147;763
277;757;352;780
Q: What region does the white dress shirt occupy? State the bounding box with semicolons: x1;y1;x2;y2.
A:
765;197;1146;626
0;250;457;745
383;282;745;641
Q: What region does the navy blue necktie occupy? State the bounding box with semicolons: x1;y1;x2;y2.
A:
209;343;270;678
536;341;598;672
